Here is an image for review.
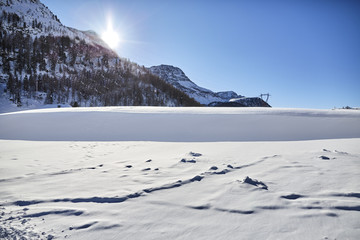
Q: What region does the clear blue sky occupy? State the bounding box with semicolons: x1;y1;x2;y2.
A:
42;0;360;109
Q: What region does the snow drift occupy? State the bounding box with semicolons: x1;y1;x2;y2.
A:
0;107;359;141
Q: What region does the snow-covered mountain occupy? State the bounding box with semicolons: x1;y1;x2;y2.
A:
0;0;268;111
0;0;201;111
149;65;244;105
149;65;270;107
0;0;111;50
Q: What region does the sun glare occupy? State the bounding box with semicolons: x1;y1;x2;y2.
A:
101;17;120;49
102;30;119;49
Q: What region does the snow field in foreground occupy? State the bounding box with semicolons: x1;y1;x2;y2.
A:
0;107;359;239
0;140;359;239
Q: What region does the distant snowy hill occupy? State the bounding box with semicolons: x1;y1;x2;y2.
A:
149;65;270;107
149;65;241;105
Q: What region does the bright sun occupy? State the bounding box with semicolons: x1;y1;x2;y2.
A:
101;20;120;49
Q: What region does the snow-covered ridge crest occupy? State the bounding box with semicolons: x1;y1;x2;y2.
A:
0;0;111;50
149;64;245;105
4;106;360;117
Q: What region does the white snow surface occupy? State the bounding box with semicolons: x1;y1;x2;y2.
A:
0;107;360;239
0;107;359;141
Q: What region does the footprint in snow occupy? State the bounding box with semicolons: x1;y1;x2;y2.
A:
281;194;305;200
180;159;196;163
243;176;268;190
212;169;230;175
189;152;202;157
69;221;98;230
209;166;218;170
335;150;349;155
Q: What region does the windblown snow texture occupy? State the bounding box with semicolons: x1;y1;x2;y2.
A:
0;107;360;239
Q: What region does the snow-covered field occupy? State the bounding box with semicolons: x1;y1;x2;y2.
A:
1;107;359;239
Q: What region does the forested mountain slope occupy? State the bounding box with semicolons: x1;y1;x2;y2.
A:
0;0;201;109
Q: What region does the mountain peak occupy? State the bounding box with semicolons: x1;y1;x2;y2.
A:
1;0;62;27
0;0;112;51
149;64;247;105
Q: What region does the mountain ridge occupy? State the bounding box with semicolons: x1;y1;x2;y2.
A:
0;0;201;110
149;64;242;105
0;0;269;111
149;64;270;107
0;0;111;50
